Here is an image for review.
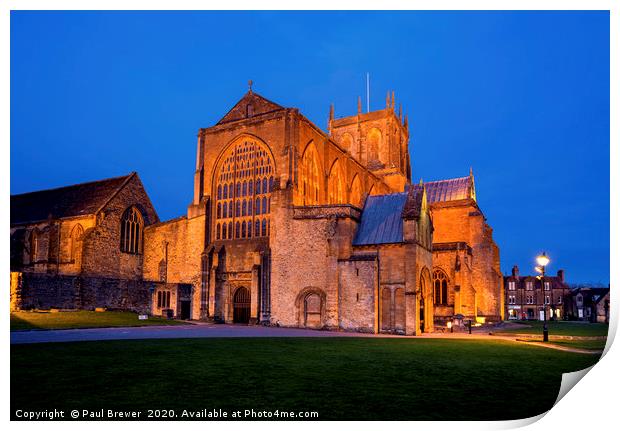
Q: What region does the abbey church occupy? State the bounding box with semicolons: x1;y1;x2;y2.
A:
10;88;504;335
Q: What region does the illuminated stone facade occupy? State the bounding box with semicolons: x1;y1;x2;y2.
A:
10;89;503;333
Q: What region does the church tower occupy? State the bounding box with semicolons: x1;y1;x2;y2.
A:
328;91;412;192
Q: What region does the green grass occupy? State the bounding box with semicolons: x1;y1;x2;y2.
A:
11;337;601;420
550;339;608;351
10;310;188;331
496;321;609;337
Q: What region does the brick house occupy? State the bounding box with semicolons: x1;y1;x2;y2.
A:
504;265;571;320
565;286;610;323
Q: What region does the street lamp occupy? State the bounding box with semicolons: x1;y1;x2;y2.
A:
535;252;550;342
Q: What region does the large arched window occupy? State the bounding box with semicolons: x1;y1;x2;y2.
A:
70;224;84;262
350;174;362;208
300;142;321;205
433;269;449;305
214;137;274;240
120;207;144;254
328;159;345;204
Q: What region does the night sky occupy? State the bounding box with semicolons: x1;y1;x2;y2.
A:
10;11;609;284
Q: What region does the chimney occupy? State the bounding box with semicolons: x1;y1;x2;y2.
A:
512;265;519;278
557;269;565;283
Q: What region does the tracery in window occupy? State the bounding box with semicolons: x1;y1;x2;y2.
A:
300;142;321;205
433;269;449;305
70;224;84;262
328;159;345;204
120;207;144;254
214;137;274;240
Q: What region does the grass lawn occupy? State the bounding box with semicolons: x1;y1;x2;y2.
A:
550;339;608;351
10;310;188;331
495;321;609;337
11;337;601;421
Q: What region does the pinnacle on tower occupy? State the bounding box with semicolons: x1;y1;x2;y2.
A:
358;96;362;114
386;91;390;109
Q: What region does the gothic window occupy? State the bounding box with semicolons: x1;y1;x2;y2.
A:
350;174;362;207
328;159;345;204
214;138;274;240
367;128;382;162
433;269;449;305
120;207;144;254
216;223;221;240
217;185;222;199
70;224;84;262
300;142;321;205
29;229;38;263
217;203;222;219
340;132;354;154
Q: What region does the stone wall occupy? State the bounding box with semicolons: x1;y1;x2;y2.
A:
337;257;378;333
81;174;159;280
431;199;503;320
143;213;205;320
11;271;151;313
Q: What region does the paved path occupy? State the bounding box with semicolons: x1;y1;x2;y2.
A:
10;323;603;354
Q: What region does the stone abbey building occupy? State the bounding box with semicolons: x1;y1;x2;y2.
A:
10;89;504;335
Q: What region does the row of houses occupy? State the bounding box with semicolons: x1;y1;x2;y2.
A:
504;265;610;323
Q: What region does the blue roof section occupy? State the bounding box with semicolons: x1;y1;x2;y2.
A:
353;192;408;246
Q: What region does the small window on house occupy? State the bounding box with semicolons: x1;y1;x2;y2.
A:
545;296;550;305
508;281;515;290
157;291;171;308
526;281;533;290
120;207;144;254
558;296;562;304
544;281;550;291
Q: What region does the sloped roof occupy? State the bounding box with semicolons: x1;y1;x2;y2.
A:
11;173;134;225
217;91;285;125
425;175;475;203
353;193;408;246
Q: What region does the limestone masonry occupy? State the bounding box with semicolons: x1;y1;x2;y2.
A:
10;89;504;334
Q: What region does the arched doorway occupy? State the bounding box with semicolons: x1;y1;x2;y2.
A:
233;287;250;324
304;293;322;328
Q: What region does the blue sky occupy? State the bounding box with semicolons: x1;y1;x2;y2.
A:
10;11;609;284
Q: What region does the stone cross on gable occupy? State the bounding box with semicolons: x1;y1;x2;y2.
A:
248;80;253;93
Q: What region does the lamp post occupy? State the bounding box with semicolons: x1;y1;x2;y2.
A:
535;252;550;342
